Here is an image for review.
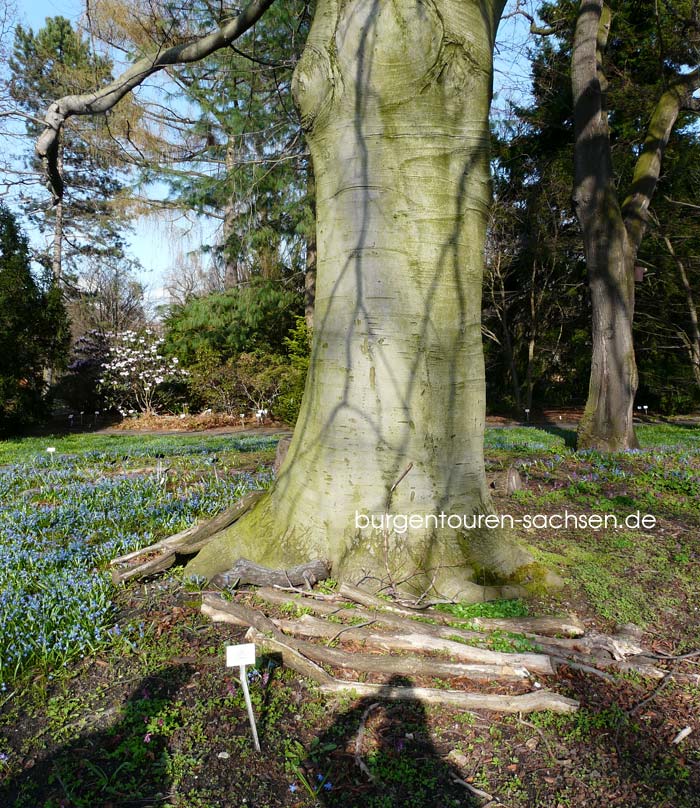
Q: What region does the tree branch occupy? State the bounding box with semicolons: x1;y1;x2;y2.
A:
35;0;277;202
502;2;566;36
621;69;700;252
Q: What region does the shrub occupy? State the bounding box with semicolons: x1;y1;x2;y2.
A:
99;330;188;415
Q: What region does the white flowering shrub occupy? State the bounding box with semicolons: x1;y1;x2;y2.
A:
99;330;187;415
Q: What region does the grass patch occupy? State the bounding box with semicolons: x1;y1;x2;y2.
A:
435;599;529;620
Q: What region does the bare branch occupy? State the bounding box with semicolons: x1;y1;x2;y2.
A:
502;2;566;37
36;0;277;202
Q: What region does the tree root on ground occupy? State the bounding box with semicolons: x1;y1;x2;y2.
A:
109;491;264;583
110;538;667;708
193;580;664;713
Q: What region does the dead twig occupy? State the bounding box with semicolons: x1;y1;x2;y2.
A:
326;620;376;646
626;674;673;715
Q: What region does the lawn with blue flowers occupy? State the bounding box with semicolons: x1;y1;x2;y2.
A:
0;424;699;808
0;432;277;691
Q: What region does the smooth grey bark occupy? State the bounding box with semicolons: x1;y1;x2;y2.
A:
572;0;700;451
188;0;546;599
35;0;550;599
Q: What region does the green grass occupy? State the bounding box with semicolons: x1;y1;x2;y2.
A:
0;431;283;466
435;598;529;620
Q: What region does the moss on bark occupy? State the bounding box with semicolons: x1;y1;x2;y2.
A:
187;0;553;598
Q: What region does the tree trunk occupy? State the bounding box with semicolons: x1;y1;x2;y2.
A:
663;233;700;389
572;1;639;450
524;261;537;412
223;135;247;287
304;165;316;329
576;223;639;451
492;255;522;410
187;0;550;599
52;199;63;286
51;138;64;287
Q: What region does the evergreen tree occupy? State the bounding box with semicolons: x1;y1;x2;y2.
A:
8;16;129;284
164;277;303;364
0;204;69;430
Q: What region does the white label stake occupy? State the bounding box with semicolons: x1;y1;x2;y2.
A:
226;643;260;752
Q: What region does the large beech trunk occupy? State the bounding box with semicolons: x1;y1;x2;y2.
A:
187;0;544;598
572;2;639;451
576;202;639;451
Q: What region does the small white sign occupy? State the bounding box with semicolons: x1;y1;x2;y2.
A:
226;643;256;668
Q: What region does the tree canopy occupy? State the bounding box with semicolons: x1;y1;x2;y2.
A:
0;204;69;429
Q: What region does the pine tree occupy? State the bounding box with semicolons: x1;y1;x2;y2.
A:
8;16;129;285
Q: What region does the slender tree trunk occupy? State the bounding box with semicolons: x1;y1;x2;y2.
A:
572;1;639;450
187;0;545;598
491;255;521;410
663;233;700;388
524;261;537;412
52;142;64;286
223;136;248;287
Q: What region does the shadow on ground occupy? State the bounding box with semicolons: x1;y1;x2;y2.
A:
303;676;479;808
0;664;193;808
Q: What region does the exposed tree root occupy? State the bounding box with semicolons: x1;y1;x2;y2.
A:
109;491;264;583
244;627;531;681
267;613;556;674
210;558;330;590
111;531;666;697
235;625;579;714
337;583;585;637
201;592;577;713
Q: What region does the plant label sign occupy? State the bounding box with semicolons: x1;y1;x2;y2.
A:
225;642;261;752
226;643;256;668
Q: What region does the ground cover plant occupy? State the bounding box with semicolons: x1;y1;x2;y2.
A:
0;425;699;807
0;433;276;689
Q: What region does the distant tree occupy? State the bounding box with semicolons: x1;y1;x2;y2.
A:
68;258;148;336
55;259;148;412
0;204;69;430
569;0;700;448
8;16;128;284
499;0;700;426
